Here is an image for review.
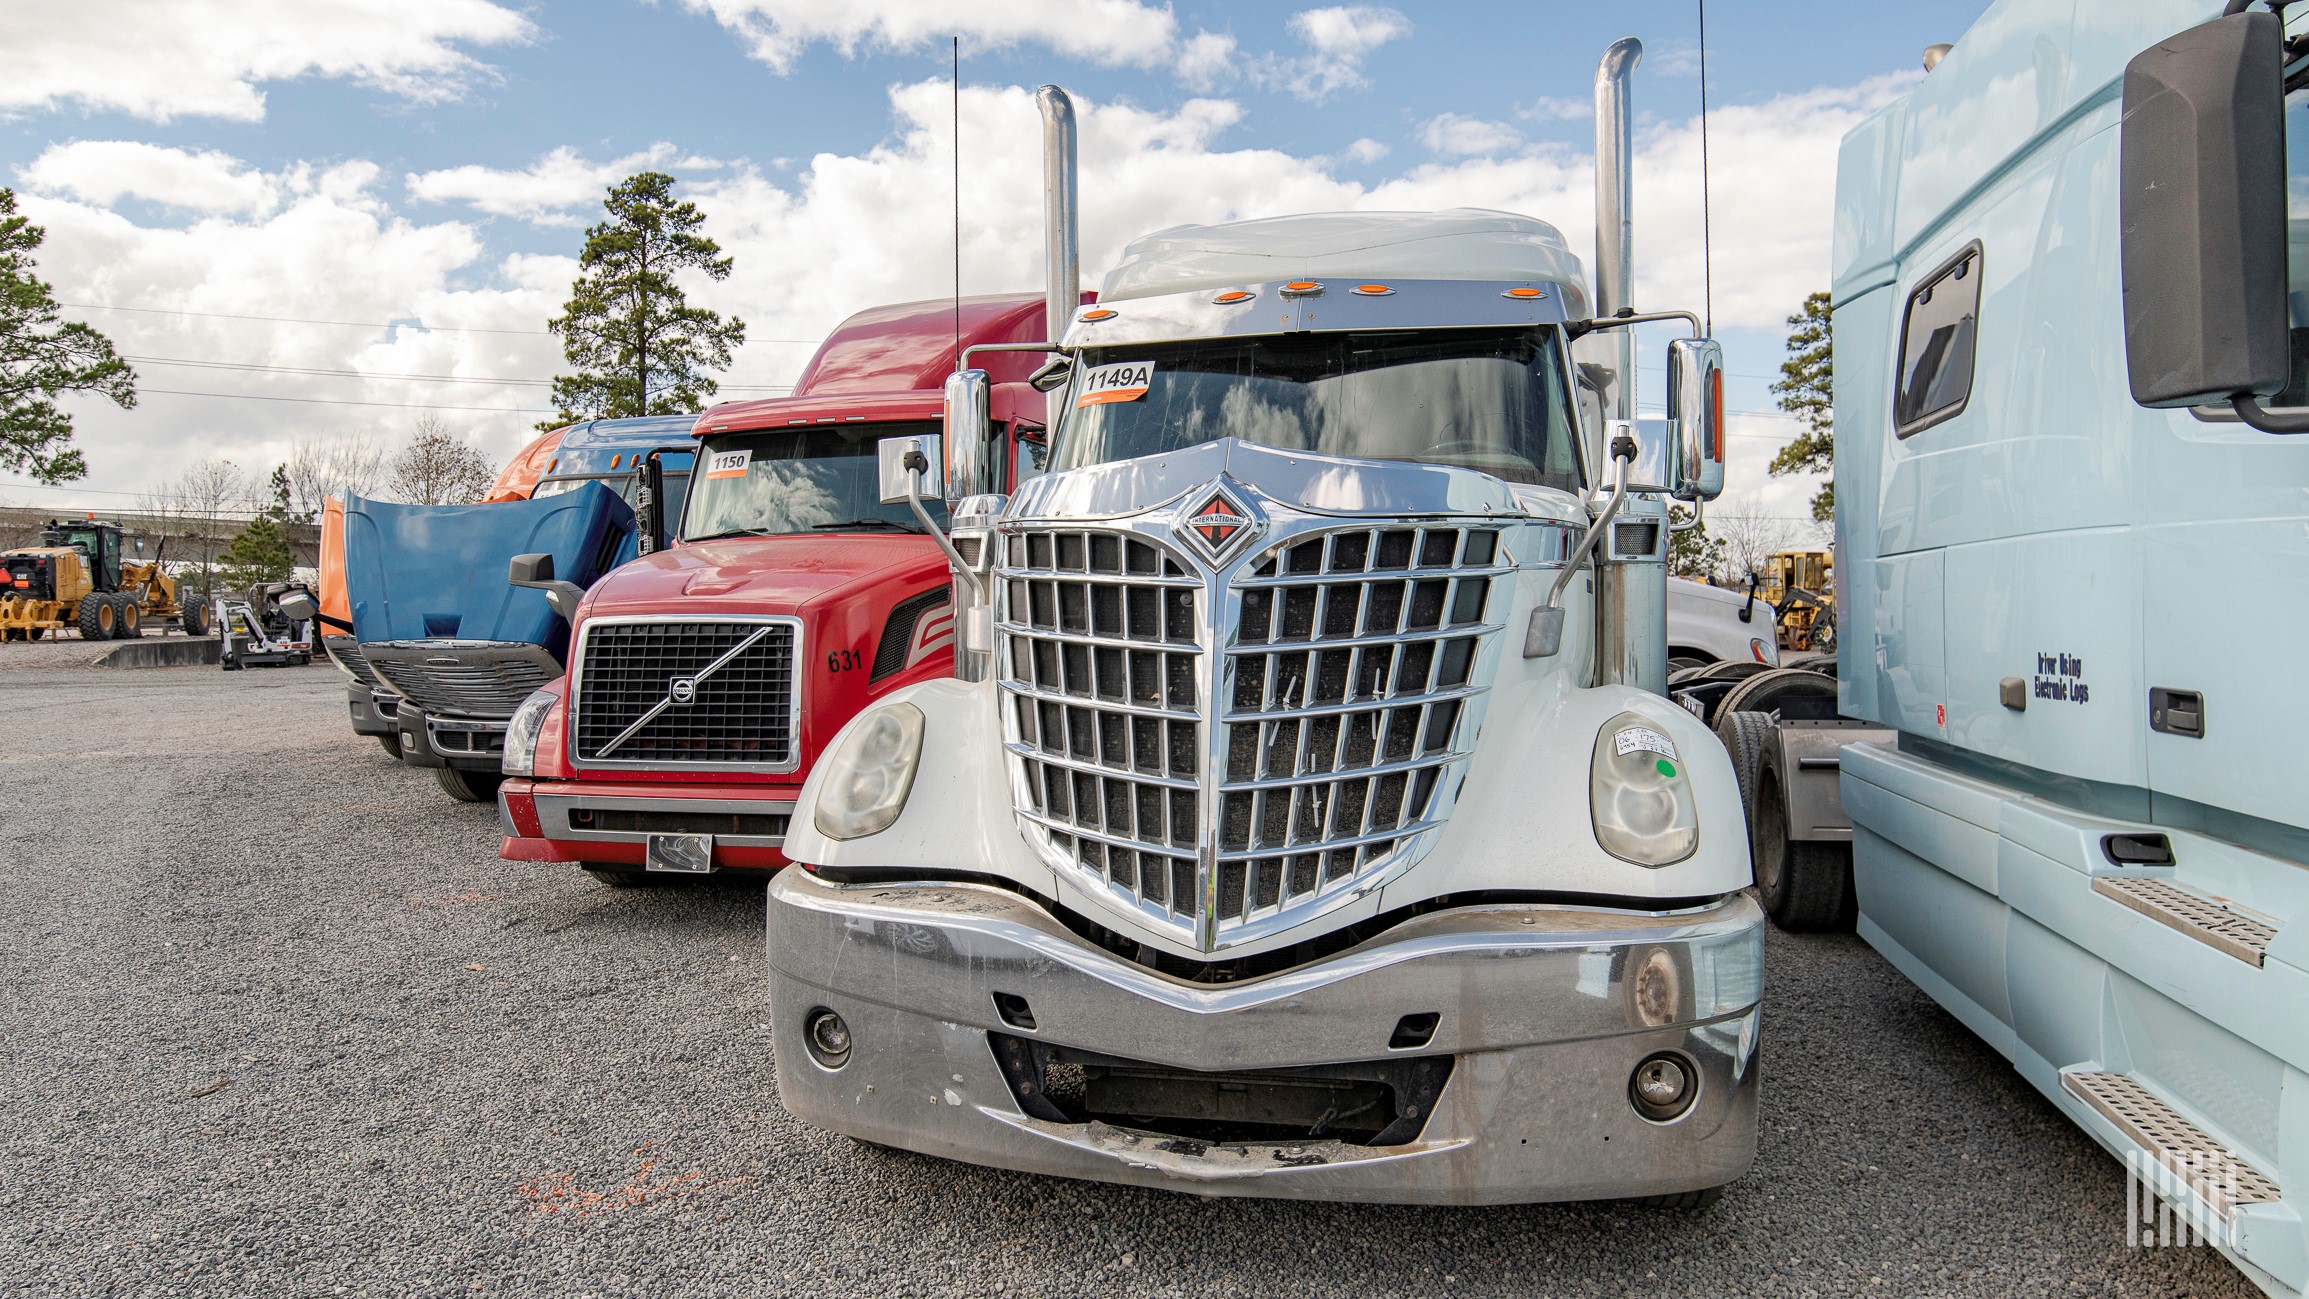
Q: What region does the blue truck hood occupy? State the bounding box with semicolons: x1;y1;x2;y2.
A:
343;484;634;653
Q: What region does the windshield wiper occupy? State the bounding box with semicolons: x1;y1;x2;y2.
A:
808;518;925;534
687;527;782;542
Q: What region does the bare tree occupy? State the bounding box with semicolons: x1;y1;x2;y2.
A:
286;433;388;521
388;415;499;504
154;458;251;599
1711;495;1803;585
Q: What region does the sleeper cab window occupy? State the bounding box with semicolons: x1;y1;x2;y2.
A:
1894;242;1982;437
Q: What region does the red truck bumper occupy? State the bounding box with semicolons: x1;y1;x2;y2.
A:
497;777;796;872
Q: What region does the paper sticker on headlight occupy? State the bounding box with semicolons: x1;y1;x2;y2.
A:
1614;725;1678;761
705;449;751;479
1077;361;1155;407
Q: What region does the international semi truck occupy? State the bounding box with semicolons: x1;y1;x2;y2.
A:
762;51;1761;1205
325;415;697;800
1722;3;2308;1293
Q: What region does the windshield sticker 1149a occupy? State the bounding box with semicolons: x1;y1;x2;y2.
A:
1077;361;1155;407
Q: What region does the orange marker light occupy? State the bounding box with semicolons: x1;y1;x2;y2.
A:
1350;284;1395;297
1709;368;1724;460
1211;290;1256;304
1080;308;1118;321
1502;286;1546;299
1280;281;1324;298
610;454;622;469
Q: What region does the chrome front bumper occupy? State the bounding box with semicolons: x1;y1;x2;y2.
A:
766;869;1764;1204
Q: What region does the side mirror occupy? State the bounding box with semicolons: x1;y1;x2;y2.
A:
1623;418;1674;494
942;369;992;502
508;552;585;622
878;434;943;505
277;591;317;624
2120;10;2290;411
1666;336;1725;500
1026;355;1073;393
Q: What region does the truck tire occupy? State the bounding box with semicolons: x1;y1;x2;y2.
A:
1753;765;1853;931
1632;1187;1725;1210
114;595;142;637
77;594;115;640
1715;666;1838;719
1667;655;1706;675
1714;710;1775;826
1694;659;1770;684
434;766;504;803
377;732;404;760
180;600;210;637
583;865;651;889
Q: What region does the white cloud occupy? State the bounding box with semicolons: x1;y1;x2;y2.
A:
675;0;1179;73
1519;95;1591;123
19;143;284;217
1175;31;1239;91
1339;138;1389;165
1252;5;1411;101
408;145;706;226
9;70;1907;509
1419;113;1522;157
0;0;532;123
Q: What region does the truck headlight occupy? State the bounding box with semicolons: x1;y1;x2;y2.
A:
1590;711;1699;866
501;688;556;778
813;702;925;841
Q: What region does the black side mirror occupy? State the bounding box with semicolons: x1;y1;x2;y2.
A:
2121;10;2295;421
1026;356;1073;393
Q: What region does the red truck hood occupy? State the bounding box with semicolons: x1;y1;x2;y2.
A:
575;533;946;618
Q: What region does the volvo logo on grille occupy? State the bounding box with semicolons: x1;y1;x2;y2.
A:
1180;482;1257;563
669;676;698;704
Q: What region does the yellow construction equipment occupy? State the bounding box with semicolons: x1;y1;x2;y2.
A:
1760;548;1836;652
1;518;212;641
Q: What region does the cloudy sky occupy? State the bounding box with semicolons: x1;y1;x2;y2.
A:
2;0;1993;525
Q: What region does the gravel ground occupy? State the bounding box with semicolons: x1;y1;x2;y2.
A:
0;666;2262;1298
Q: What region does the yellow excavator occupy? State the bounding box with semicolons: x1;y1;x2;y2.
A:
1759;548;1835;652
0;518;212;641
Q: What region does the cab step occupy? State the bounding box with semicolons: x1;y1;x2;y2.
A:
2091;876;2275;967
2062;1070;2282;1219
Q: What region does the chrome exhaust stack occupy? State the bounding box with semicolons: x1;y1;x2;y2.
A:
1588;37;1668;695
1037;84;1080;428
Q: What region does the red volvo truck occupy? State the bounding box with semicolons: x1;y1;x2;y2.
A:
494;292;1061;884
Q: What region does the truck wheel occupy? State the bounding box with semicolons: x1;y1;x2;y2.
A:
77;594;116;640
1694;659;1769;684
1667;655;1706;675
115;595;142;637
377;732;404;760
1715;667;1838;719
1754;767;1853;931
434;766;504;803
1715;710;1775;825
181;600;210;637
583;865;651;889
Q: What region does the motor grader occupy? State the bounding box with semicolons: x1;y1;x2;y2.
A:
1759;548;1835;652
0;518;212;641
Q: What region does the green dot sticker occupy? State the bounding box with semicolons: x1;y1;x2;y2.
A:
1655;759;1677;778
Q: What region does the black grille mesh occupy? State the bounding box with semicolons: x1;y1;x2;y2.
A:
370;654;555;719
871;585;952;682
573;622;795;765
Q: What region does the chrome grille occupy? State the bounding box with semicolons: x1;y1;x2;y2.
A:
364;642;558;718
997;513;1506;950
571;620;798;769
999;528;1205;926
1219;525;1502;929
323;636;378;687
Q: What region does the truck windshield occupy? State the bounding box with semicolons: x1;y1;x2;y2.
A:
681;422;947;541
1052;326;1582;491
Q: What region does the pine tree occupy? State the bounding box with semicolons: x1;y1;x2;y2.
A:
1768;291;1834;521
217;467;297;591
0;188;136;483
544;172;745;428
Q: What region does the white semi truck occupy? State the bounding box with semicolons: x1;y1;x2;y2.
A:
1720;2;2308;1293
760;46;1763;1206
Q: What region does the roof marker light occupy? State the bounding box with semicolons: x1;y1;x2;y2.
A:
789;419;808;425
1350;284;1395;297
1211;289;1256;304
1280;281;1324;298
1080;308;1118;322
1503;286;1546;299
610;454;622;468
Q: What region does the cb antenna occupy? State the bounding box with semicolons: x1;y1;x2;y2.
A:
952;35;962;371
1698;0;1714;337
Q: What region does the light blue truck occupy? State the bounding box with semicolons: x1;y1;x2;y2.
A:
1733;2;2308;1293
